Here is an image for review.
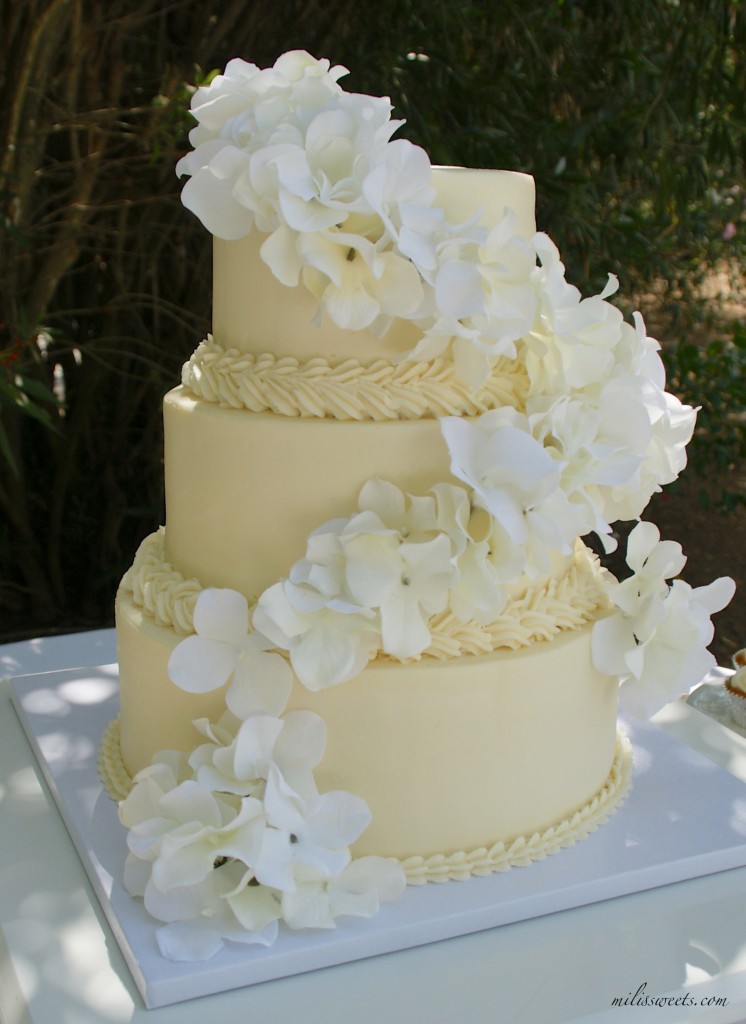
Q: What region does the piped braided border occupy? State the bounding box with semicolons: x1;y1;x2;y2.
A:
120;529;611;654
181;337;529;421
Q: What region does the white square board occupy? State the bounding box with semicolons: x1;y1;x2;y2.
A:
10;665;746;1009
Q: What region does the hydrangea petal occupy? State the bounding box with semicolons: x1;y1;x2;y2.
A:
693;575;736;615
260;225;303;287
180;163;254;240
168;635;236;694
193;588;249;643
274;710;327;773
436;259;485;318
254;581;311;643
227;882;282;933
227;650;293;719
158;780;224;829
379;588;431;658
338;855;407;904
591;614;635;676
290;624;373;690
303;790;372;849
281;883;336;930
231;715;285;779
156;922;226;962
343;533;401;607
123;852;150;898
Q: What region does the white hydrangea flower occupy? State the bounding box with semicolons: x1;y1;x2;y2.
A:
295;228;426;331
527;389;648;550
441;408;584;572
256;479;460;677
168;587;293;721
430;479;512;619
280;857;406;931
176;52;444;335
120;769;283;962
119;697;403;961
605;521;687;621
593;522;735;718
438;212;536;329
335;480;458;657
150;860;281;962
402;210;537;389
264;783;372;880
525;233;624;394
118;754;189;855
176;53;350;239
254;577;380;690
357;477;439;539
448;537;510;624
121;770;269;900
343;529;455;659
362;137;434;227
633;386;696;506
188;710;326;805
587;315;697;523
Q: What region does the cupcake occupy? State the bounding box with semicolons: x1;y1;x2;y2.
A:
725;649;746;728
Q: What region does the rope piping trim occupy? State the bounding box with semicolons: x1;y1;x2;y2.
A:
181;336;529;421
98;719;632;884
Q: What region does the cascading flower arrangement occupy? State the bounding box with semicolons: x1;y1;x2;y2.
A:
119;51;735;961
120;587;405;961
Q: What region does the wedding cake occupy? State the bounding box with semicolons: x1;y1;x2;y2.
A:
102;52;734;961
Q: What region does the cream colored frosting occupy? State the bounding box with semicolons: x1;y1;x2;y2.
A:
99;716;631;883
161;387;588;601
398;733;631;883
121;528;200;635
113;164;626;881
287;625;619;861
163;386;461;595
212;167;536;363
116;587;619;864
122;527;609;657
98;718;132;801
182;337;528;420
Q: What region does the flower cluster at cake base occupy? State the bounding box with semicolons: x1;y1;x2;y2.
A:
119;591;405;962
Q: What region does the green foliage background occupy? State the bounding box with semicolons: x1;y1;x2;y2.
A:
1;0;745;640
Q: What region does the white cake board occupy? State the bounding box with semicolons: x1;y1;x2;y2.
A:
10;665;746;1010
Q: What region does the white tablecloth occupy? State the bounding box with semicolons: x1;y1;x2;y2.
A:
2;630;746;1023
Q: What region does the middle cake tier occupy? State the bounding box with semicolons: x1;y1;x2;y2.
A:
163;383;525;596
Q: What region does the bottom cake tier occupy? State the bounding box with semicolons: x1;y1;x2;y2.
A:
110;553;629;881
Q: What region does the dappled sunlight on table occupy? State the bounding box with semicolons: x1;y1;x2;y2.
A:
6;889;133;1022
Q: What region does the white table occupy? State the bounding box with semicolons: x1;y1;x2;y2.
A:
2;630;746;1024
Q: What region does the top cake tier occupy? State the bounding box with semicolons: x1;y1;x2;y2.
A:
166;167;539;597
211;167;536;363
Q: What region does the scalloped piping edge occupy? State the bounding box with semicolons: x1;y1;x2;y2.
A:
99;721;632;883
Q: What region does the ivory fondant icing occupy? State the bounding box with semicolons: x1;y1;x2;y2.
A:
103;53;738;962
113;164;623;883
212;168;536;362
162;386;456;596
116;584;618;865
